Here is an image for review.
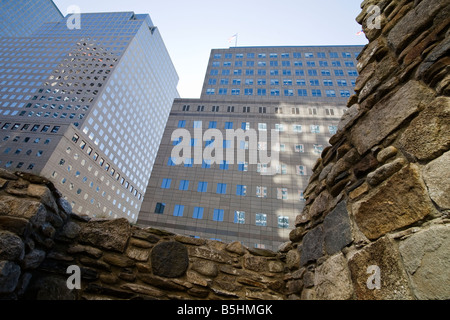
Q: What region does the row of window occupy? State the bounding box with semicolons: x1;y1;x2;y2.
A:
212;52;358;59
181;105;340;116
154;203;290;228
207;78;355;87
71;133;142;200
160;179;307;200
177;120;337;134
205;88;352;97
0;122;61;133
209;69;358;77
212;60;356;68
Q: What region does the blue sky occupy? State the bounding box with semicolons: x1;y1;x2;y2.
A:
53;0;368;98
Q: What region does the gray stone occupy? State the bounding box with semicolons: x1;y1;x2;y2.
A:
300;226;324;266
399;96;450;161
191;259;219;277
377;146;398;163
348;236;414;300
0;261;21;293
367;157;406;186
422;151;450;210
0;231;24;261
399;224;450;300
315;253;353;300
350;80;434;155
225;241;247;255
151;241;189;278
22;249;46;269
189;246;232;264
243;254;268;272
323;201;353;255
286;249;300;270
79;218;131;253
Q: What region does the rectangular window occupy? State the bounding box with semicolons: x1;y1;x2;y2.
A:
278;216;289;229
184;158;193;168
178;120;186;128
234;211;245;224
173;205;184;217
220;160;229;170
256;213;267;226
256;186;268;198
293;125;302;133
258;123;267;131
225;122;233;129
155;203;165;214
161;179;172;189
236;185;247;196
209;121;217;129
277;188;288;200
241;122;250;130
179;180;190;191
310;125;320;133
167;157;177;166
197;181;208;193
193;207;204;219
213;209;224;222
296;165;307;176
193;121;202;128
202;159;211;169
295;144;305;153
216;183;227;194
238;162;248;172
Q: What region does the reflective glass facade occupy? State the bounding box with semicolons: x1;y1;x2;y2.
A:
0;10;179;222
0;0;63;37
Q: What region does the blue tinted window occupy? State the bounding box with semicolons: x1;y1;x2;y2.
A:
197;181;208;193
173;205;184;217
179;180;190;191
193;207;204;219
161;179;171;189
213;209;224;221
216;183;227;194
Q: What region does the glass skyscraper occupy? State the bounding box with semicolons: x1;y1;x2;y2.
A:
0;0;63;37
0;5;179;222
137;46;364;250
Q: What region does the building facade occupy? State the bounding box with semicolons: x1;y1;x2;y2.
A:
0;0;63;37
0;9;179;222
137;46;363;250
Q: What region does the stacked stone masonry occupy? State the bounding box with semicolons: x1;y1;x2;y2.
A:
1;0;449;300
285;0;450;300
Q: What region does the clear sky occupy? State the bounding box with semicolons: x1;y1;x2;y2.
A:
53;0;368;98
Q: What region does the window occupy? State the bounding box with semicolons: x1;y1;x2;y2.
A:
340;90;351;97
256;186;267;198
295;144;305;153
213;209;225;222
179;180;190;191
178;120;186;128
275;124;285;132
193;121;202;128
225;122;233;129
197;181;208;193
256;213;267;226
223;140;231;149
292;107;300;114
326;108;335;116
161;179;172;189
243;106;251;113
309;108;317;115
329;125;338;135
236;185;247;196
258;123;267;131
310;125;320;133
310;79;319;86
314;144;324;154
173;205;184;217
293;125;302;133
184;158;193;168
227;106;235;113
234;211;245;224
209;121;217;129
241;122;250;130
216;183;227;194
326;90;336;97
308;70;318;76
296;165;307;176
51;126;60;133
202;159;211;169
298;89;308;96
277;188;288;200
167;157;177;166
259;107;266;114
182;105;190;111
220;160;229;170
193;207;204;219
278;216;289;229
312;89;322;97
155;203;165;214
212;106;220;112
238;162;248;172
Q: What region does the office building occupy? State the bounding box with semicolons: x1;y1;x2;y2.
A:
137;46;363;250
0;0;63;37
0;8;179;222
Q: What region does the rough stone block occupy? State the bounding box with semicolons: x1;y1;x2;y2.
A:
353;164;434;240
151;241;189;278
350;80;435;155
0;261;21;294
78;218;131;253
300;226;324;266
314;253;353;300
399;97;450;162
422;151;450;210
323;201;353;255
366;157;406;186
349;236;414;300
0;231;25;261
398;224;450;300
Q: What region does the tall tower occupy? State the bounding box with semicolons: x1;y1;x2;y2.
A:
0;9;179;222
137;45;363;250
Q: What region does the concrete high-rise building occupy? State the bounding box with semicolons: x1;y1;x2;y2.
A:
137;45;363;250
0;0;63;37
0;8;179;222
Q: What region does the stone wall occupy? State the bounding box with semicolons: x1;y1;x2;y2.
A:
283;0;450;300
0;170;287;300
